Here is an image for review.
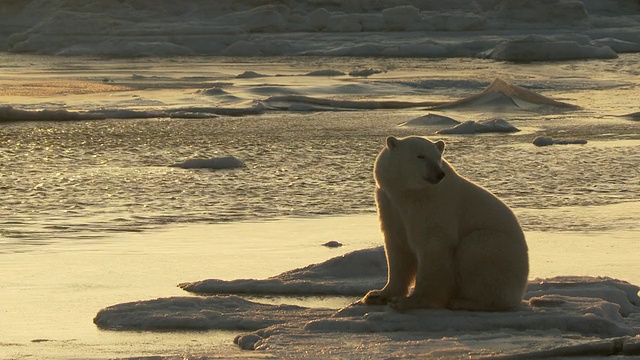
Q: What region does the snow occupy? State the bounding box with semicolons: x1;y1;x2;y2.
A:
0;0;638;59
94;247;640;357
437;118;520;134
170;156;245;170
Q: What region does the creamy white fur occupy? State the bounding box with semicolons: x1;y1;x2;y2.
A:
363;136;529;311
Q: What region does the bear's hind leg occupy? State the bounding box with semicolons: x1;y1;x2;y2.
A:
454;230;528;311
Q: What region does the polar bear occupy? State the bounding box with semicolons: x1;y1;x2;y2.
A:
362;136;529;311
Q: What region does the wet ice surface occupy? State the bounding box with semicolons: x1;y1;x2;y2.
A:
1;55;639;246
93;247;640;358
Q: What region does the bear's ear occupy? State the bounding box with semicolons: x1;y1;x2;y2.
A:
386;136;399;150
435;140;446;154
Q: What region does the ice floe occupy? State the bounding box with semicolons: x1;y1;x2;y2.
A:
170;156;245;170
533;136;588;147
94;247;640;357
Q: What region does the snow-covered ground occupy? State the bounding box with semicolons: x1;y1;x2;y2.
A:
0;0;639;59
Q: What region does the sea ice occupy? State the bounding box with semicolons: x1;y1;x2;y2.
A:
170;156;245;170
430;78;579;111
398;113;461;127
94;247;640;357
0;105;104;122
480;35;618;62
437;118;520;135
533;136;588;147
1;0;638;59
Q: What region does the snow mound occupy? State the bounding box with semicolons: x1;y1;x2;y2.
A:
170;156;245;170
398;113;460;127
179;247;387;296
533;136;588;146
480;35;618;62
437;118;520;134
430;78;579;111
236;71;268;79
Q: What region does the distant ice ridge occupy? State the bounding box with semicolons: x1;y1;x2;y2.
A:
94;247;640;357
0;0;639;60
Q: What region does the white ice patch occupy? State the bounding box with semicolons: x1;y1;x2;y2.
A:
170;156;245;170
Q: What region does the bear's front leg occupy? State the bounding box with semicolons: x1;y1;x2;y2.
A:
362;189;416;305
362;245;416;305
389;240;455;311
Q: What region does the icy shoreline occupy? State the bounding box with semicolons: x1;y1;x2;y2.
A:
0;0;639;59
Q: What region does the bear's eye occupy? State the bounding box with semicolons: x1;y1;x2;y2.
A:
417;155;426;159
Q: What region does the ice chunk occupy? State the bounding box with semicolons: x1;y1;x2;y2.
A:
348;68;385;77
437;118;520;134
236;70;268;79
533;136;588;146
591;37;640;53
179;247;387;296
481;35;618;62
94;295;333;331
305;69;346;76
431;78;579;111
398;113;461;127
170;156;245;170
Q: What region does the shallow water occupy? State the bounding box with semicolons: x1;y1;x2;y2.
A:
1;55;639;248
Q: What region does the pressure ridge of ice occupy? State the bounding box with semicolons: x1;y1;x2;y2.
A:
0;0;639;59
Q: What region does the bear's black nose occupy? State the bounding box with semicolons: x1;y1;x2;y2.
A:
436;171;446;181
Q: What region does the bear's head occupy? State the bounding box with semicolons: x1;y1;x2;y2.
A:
375;136;446;190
